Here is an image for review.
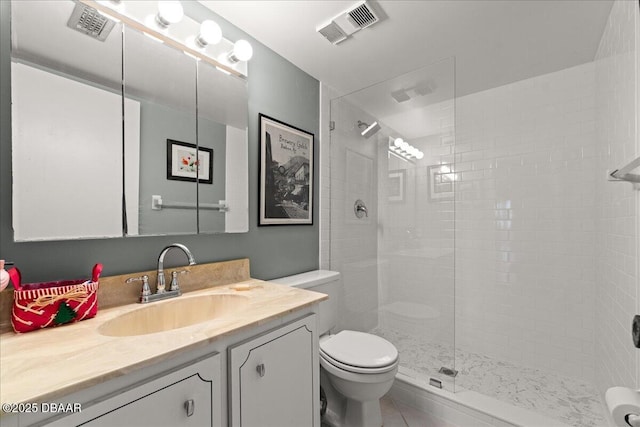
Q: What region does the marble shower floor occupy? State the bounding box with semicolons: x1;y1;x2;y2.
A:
371;327;609;427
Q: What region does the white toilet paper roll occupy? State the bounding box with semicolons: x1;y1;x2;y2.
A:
606;386;640;427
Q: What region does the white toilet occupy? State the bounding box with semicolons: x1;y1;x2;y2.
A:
269;270;399;427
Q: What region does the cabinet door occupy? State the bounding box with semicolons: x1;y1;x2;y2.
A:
45;352;220;427
229;314;318;427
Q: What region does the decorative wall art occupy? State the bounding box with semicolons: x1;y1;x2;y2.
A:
166;139;213;184
428;164;455;201
388;169;406;203
259;114;314;225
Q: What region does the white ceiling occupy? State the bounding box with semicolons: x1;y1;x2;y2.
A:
202;0;614;98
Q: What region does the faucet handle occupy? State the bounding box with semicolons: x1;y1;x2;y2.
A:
169;270;189;292
126;275;151;299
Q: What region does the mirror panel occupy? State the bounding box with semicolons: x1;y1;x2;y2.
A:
197;61;249;233
10;0;250;240
11;0;124;241
123;26;197;236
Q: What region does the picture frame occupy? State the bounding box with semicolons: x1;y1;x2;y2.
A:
166;139;213;184
388;169;406;203
259;114;314;225
427;164;455;201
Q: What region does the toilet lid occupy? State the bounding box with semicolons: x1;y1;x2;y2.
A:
320;330;398;369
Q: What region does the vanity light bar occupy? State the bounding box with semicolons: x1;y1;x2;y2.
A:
79;0;249;79
388;136;423;162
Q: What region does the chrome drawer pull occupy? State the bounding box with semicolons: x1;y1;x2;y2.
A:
184;399;195;417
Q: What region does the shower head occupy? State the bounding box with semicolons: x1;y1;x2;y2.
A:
357;120;381;138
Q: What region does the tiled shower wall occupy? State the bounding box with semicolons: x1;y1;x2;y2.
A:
321;0;639;393
326;95;380;333
594;0;639;393
454;62;599;382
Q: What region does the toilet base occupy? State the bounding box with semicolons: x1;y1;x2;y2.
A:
320;366;389;427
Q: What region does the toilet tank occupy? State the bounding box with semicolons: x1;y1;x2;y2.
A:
268;270;340;335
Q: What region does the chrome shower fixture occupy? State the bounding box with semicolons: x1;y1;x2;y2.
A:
357;120;381;138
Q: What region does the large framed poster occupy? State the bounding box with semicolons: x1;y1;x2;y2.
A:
259;114;314;225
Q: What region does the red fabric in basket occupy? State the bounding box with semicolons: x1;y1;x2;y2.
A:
10;265;102;334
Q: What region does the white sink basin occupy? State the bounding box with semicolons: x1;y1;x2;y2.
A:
99;294;250;337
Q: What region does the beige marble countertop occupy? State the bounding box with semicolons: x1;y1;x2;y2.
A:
0;279;326;406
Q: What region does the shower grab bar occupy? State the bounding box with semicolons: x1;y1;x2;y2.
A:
151;195;229;212
609;156;640;184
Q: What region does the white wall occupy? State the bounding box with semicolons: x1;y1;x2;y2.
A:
594;0;639;393
319;83;338;270
12;62;123;241
328;94;380;333
224;126;249;233
454;62;598;382
377;99;456;347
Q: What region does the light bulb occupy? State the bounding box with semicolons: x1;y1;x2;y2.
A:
393;138;403;148
156;1;183;28
228;39;253;63
408;146;419;157
399;141;409;151
196;20;222;47
416;151;424;160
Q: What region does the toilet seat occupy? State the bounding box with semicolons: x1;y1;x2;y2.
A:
320;330;398;374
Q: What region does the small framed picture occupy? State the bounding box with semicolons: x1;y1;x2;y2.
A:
166;139;213;184
259;114;314;225
428;164;454;201
388;169;406;203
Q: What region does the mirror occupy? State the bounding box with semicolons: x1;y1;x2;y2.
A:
10;0;249;241
11;0;124;241
123;26;198;236
197;60;248;233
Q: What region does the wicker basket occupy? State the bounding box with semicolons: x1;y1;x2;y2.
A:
10;264;102;334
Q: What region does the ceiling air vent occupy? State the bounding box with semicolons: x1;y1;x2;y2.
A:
67;3;115;42
348;2;379;29
317;1;381;45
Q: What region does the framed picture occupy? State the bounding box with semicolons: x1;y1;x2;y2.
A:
166;139;213;184
259;114;314;225
428;164;455;201
388;169;406;203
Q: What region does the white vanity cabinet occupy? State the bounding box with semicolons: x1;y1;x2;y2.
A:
44;352;221;427
10;307;320;427
228;314;319;427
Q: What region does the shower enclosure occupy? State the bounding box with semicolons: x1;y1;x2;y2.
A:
327;28;637;423
328;57;457;392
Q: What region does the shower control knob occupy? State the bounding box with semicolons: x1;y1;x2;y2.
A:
632;315;640;349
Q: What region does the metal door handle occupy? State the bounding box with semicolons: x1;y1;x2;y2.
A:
256;363;265;377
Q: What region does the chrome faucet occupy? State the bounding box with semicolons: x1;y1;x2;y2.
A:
157;243;196;293
127;243;196;304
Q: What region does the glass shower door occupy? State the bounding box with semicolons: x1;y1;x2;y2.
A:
329;57;456;391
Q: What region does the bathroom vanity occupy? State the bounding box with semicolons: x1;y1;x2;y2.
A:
0;260;325;427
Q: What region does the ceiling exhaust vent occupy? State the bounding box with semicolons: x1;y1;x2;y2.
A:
317;22;348;45
348;2;379;29
67;3;115;42
317;1;380;45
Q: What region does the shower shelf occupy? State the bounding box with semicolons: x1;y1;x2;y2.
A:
609;155;640;185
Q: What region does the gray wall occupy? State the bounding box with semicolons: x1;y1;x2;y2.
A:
0;1;320;283
138;100;198;236
136;100;227;235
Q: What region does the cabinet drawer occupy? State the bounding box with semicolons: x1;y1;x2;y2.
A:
44;352;221;427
